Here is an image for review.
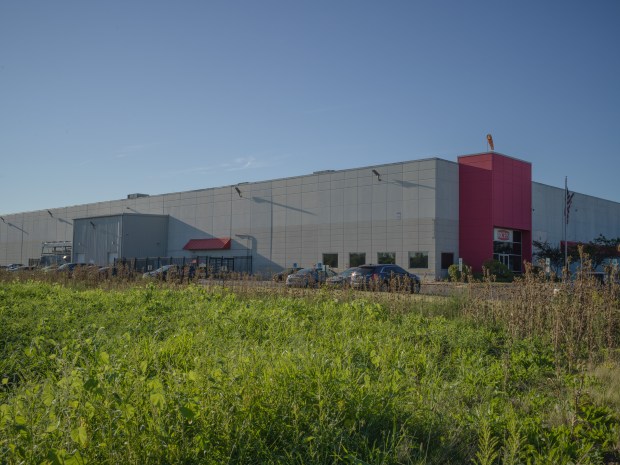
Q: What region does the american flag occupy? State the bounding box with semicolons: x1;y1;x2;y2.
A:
566;189;575;224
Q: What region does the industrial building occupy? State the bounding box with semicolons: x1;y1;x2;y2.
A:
1;152;619;279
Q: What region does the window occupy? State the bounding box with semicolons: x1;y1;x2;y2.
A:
322;253;338;269
349;253;366;267
377;252;395;264
441;253;454;270
409;251;429;268
493;228;523;273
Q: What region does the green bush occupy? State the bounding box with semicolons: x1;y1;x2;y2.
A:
482;259;514;282
448;263;472;282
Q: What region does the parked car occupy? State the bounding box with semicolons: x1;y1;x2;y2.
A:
9;265;37;272
56;263;98;274
572;271;620;286
325;267;362;288
350;264;421;293
142;264;179;280
56;263;79;273
98;266;119;277
285;267;337;288
273;267;302;282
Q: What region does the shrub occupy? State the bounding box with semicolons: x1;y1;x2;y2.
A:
482;259;514;282
448;263;472;282
1;273;619;463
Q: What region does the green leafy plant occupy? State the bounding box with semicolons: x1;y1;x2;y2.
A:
1;280;619;464
448;263;472;282
482;259;514;282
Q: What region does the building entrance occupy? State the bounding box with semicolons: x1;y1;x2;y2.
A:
496;253;511;269
492;228;522;272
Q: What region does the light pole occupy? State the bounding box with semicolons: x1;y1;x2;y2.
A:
0;218;4;264
2;218;28;265
20;218;24;264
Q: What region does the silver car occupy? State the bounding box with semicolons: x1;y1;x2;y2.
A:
325;267;361;288
285;268;337;288
142;264;178;280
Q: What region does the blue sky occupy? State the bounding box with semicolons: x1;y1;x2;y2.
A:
1;0;619;215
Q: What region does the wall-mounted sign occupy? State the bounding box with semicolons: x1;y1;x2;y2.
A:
494;228;513;242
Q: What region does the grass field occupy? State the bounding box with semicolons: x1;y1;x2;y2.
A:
1;276;619;464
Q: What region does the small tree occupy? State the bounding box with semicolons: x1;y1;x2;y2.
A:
448;263;472;282
481;259;514;282
590;234;620;268
533;240;564;274
568;234;620;270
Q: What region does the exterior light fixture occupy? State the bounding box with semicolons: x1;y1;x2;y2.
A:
0;217;4;223
235;186;242;197
372;169;382;181
89;221;96;228
47;210;53;217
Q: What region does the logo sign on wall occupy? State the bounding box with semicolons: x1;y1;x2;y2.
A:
494;228;513;242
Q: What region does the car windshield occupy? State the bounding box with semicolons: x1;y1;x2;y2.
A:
341;267;360;277
355;267;376;275
296;268;314;275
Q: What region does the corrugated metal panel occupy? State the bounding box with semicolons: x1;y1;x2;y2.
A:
122;214;168;258
72;216;122;264
72;214;168;265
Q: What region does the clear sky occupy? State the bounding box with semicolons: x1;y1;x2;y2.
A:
1;0;619;215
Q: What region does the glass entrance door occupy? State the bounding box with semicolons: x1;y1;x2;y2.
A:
497;253;510;269
493;229;523;273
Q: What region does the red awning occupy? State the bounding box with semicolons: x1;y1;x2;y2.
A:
183;238;231;251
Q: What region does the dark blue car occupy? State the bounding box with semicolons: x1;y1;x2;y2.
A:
350;264;421;293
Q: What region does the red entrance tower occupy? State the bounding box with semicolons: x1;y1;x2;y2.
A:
458;152;532;273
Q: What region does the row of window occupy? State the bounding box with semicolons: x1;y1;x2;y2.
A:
321;251;449;270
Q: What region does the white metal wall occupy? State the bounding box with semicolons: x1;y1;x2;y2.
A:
0;158;460;278
532;182;620;246
10;158;620;278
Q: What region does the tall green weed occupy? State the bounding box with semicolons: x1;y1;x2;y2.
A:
1;281;618;464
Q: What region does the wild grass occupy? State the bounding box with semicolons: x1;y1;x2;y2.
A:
1;276;619;464
454;260;620;370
